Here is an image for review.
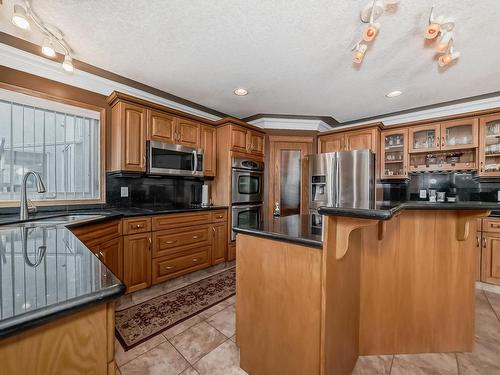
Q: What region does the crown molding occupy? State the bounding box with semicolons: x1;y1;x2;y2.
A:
248;117;331;132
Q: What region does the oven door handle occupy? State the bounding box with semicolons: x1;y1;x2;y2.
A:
192;150;198;175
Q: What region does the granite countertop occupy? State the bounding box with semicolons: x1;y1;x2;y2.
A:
233;214;323;248
318;201;500;220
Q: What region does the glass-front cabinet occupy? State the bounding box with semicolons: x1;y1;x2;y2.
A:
381;128;408;179
480;114;500;176
408;124;441;153
441;118;478;150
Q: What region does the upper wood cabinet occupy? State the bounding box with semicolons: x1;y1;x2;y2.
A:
408;124;441;153
479;114;500;177
177;118;200;147
230;125;265;157
123;232;152;293
318;127;379;154
201;125;217;176
381;128;408;179
148;109;176;143
110;102;147;172
319;133;343;153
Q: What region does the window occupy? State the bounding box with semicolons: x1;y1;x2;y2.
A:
0;89;102;203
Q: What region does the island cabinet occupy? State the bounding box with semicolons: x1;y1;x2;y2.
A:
479;114;500;176
318;126;380;154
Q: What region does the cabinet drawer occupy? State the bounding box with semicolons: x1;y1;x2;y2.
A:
123;217;152;235
484;219;500;234
71;219;122;247
211;210;227;223
152;212;211;231
153;225;210;258
152;247;210;284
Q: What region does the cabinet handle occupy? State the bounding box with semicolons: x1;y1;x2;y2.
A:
491;224;500;229
193;235;199;239
476;236;480;247
99;251;104;259
480;161;484;173
212;227;216;234
135;224;144;228
441;136;445;147
483;238;487;248
166;266;174;270
217;215;223;219
165;240;177;244
192;258;199;262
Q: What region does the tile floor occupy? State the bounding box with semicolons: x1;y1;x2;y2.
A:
115;266;500;375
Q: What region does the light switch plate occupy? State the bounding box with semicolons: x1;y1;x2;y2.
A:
420;190;427;199
120;187;129;198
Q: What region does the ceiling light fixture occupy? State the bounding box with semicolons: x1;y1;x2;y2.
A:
386;90;402;98
425;6;460;68
438;44;460;67
352;42;368;64
234;88;248;96
11;1;75;72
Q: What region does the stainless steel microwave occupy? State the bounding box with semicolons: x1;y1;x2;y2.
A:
147;141;204;177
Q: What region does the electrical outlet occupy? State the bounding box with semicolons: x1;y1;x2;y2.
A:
120;187;129;198
419;190;427;199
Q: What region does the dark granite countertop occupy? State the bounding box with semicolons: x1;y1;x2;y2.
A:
233;214;322;248
318;201;500;220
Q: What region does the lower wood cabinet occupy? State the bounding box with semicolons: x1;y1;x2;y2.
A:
152;246;211;284
481;233;500;285
228;242;236;262
211;222;227;265
95;237;123;281
123;232;152;293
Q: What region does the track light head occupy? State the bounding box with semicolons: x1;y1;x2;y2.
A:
41;37;56;57
362;22;380;42
436;31;453;53
62;54;74;72
12;4;30;29
425;23;440;39
352;43;368;64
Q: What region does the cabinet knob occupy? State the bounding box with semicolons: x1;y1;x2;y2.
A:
193;235;199;239
217;215;223;219
135;224;144;228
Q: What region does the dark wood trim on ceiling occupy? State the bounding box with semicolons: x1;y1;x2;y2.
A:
0;31;230;119
242;113;340;127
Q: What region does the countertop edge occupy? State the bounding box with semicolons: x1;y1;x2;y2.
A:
233;226;323;249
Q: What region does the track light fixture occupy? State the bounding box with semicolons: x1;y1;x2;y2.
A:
425;5;460;68
11;1;75;72
352;42;368;64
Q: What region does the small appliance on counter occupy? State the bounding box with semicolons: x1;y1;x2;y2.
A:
201;184;211;207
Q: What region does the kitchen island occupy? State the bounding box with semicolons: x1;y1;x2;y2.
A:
234;202;500;375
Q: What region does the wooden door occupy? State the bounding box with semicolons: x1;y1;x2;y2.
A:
380;128;408;179
230;126;248;152
122;103;147;171
476;232;482;282
269;138;313;219
201;125;217;176
408;124;441;153
98;237;123;280
479;114;500;177
123;233;152;292
177;119;200;147
440;118;478;150
248;131;265;156
148;110;176;143
345;128;377;152
318;134;344;153
481;233;500;285
211;222;228;265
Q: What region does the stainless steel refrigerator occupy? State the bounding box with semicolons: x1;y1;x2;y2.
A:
308;149;375;210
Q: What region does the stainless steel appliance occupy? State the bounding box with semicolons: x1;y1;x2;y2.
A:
231;203;264;240
231;158;264;204
147;141;203;177
308;149;375;210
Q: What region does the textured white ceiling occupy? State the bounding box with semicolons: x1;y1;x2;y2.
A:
1;0;499;122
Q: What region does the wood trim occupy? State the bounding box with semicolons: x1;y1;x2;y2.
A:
213;117;266;133
334;217;378;259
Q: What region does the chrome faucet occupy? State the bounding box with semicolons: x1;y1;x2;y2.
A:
20;171;46;221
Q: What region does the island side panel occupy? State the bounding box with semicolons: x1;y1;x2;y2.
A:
236;234;322;375
359;210;480;355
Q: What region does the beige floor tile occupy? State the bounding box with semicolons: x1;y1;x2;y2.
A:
180;367;200;375
457;337;500;375
120;341;189;375
115;334;166;367
352;355;393;374
116;366;122;375
194;340;247;375
198;299;233;320
485;291;500;320
230;335;236;342
225;295;236;305
164;315;203;340
475;291;500;343
206;305;236;337
391;353;458;375
170;321;227;364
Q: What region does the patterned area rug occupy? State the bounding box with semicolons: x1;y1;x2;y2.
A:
115;267;236;350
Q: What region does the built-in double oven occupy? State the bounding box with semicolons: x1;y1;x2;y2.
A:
231;158;264;240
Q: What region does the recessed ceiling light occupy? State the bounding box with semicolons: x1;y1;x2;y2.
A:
386;90;402;98
233;88;248;96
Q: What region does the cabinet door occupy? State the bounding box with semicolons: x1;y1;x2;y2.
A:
148;110;176;143
479;114;500;177
476;232;481;282
211;223;228;265
440;118;478;150
248;131;265;156
122;103;147;171
381;129;408;179
201;125;217;176
228;243;236;261
408;124;441;153
345;129;377;152
481;233;500;285
318;134;344;153
231;126;248;152
177;119;200;147
98;237;123;281
123;233;152;293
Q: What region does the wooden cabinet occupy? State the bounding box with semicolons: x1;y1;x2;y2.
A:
152;247;211;284
479;114;500;177
123;232;152;293
153;225;210;258
148;110;176;143
122;217;152;235
318;127;379;154
228;243;236;262
211;222;228;265
440;119;478;150
177;118;200;147
110;102;147;172
481;233;500;285
230;125;265;157
476;231;482;281
95;237;123;281
408;124;441;153
231;126;249;152
201;125;217;176
381;129;408;179
248;131;265;156
319;133;344;153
